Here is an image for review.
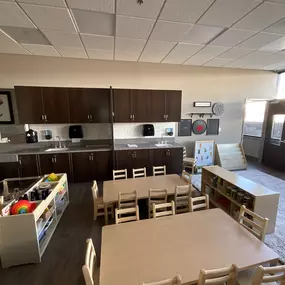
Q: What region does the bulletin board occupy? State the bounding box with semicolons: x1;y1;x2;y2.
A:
194;140;215;174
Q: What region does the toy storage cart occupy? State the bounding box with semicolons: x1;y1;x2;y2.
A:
0;174;69;268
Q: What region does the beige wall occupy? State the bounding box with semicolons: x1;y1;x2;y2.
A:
0;54;278;152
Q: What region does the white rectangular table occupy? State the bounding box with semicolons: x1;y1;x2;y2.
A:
100;209;279;285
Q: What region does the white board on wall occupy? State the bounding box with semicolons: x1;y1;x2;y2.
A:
194;140;215;173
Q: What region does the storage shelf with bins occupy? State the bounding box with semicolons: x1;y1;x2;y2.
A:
201;166;279;233
0;174;69;268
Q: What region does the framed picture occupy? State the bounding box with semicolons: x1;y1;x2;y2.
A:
0;92;14;124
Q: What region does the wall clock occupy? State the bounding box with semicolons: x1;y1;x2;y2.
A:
192;119;207;135
212;102;225;116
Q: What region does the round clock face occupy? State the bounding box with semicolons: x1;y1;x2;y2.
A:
212;102;225;116
192;119;207;135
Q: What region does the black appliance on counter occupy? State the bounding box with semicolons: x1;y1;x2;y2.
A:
25;129;38;143
69;125;83;139
143;124;154;136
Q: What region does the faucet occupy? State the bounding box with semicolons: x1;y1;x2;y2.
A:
55;136;62;148
160;134;165;144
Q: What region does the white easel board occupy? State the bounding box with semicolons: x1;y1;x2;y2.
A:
194;140;215;173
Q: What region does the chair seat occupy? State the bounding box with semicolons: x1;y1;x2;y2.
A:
183;157;195;164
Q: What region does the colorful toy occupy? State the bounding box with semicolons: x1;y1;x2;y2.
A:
11;200;36;215
45;173;59;182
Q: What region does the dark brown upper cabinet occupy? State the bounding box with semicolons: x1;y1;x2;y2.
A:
15;86;69;124
68;88;110;123
113;89;181;123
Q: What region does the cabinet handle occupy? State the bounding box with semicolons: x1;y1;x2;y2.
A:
88;115;90;120
133;114;135;120
52;157;54;163
44;115;47;121
41;114;45;120
90;114;93;121
18;158;22;165
91;155;94;161
54;156;57;163
129;114;132;120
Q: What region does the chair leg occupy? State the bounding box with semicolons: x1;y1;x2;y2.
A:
94;204;98;221
111;204;114;219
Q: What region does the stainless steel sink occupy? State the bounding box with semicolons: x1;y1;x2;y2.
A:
155;143;173;147
45;148;69;152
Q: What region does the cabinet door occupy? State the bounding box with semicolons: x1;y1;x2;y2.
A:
18;155;39;178
89;89;111;123
132;89;151;122
72;152;94;183
0;162;19;180
68;88;92;123
150;90;166;122
42;87;70;123
113;89;133;122
152;149;169;172
168;148;183;174
93;151;112;181
165;90;181;122
15;86;45;124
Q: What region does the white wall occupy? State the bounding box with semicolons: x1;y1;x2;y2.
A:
0;54;278;148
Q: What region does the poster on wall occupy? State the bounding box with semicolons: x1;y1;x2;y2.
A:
0;92;14;124
194;140;215;174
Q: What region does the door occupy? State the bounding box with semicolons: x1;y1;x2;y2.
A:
132;89;151;122
42;87;70;123
68;88;92;123
15;86;45;124
89;89;111;123
165;90;181;122
113;89;133;122
262;100;285;170
39;154;72;181
18;155;39;178
150;90;166;122
72;152;94;182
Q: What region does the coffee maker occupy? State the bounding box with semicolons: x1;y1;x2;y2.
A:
25;124;38;143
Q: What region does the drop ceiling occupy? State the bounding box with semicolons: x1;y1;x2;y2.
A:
2;0;285;71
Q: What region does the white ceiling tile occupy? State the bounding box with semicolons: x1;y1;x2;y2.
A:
264;18;285;35
81;34;113;50
115;37;146;53
22;44;60;56
233;2;285;32
42;30;82;48
183;45;230;65
203;58;233;67
236;32;284;49
223;60;248;68
67;0;114;13
198;0;261;28
56;47;87;58
217;48;253;60
181;24;225;45
242;63;265;69
209;29;257;47
150;20;193;42
264;60;285;70
116;15;155;39
162;43;204;64
260;37;285;51
87;49;113;60
235;50;275;65
160;0;214;23
117;0;164;19
139;40;176;63
0;30;30;54
0;26;50;44
20;4;76;32
115;50;140;62
18;0;66;7
72;9;115;36
265;0;285;3
0;2;34;28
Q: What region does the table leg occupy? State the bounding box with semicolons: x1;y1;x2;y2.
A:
104;204;109;225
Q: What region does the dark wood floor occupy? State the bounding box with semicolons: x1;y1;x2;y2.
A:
1;159;284;284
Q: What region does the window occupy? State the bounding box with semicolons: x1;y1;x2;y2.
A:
243;101;267;137
271;114;285;140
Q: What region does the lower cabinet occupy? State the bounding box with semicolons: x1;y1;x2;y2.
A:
39;153;72;181
115;149;152;178
72;151;112;183
0;162;19;181
18;155;39;178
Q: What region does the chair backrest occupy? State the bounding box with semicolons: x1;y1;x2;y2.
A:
238;205;269;242
115;205;140;224
82;238;96;285
198;264;238;285
153;165;166;176
183;147;187;158
133;167;147;178
181;170;192;184
252;265;285;285
189;195;209;212
149;189;168;205
143;275;182;285
175;185;191;213
118;190;137;209
113;169;127;180
153;201;175;219
91;180;98;200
